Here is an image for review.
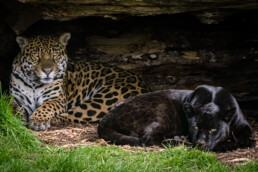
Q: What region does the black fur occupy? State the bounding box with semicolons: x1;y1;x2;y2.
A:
98;85;256;152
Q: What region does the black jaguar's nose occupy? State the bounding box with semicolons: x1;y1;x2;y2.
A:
196;140;206;147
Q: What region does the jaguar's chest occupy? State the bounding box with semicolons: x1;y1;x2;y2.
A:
11;72;64;114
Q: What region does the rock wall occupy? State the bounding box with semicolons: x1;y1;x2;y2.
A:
17;0;258;21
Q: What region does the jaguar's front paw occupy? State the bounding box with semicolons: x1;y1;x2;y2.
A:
213;140;237;152
29;121;50;131
237;136;256;148
29;115;51;131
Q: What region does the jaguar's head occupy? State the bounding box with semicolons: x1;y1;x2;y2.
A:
183;85;237;151
16;33;71;84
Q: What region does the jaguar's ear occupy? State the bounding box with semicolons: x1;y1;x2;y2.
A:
59;32;71;46
16;36;29;49
183;102;194;117
223;107;236;122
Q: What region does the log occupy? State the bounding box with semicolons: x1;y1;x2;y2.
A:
17;0;258;21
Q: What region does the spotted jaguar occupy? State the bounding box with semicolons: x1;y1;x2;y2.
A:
10;33;150;130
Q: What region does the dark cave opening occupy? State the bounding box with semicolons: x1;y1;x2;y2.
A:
0;9;258;119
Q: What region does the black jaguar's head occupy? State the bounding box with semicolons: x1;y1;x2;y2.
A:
183;85;238;151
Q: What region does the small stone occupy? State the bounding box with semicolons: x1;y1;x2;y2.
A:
132;55;143;60
150;54;157;59
174;136;180;140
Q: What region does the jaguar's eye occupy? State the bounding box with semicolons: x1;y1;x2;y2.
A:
210;128;217;132
32;53;39;59
52;52;60;60
194;126;199;130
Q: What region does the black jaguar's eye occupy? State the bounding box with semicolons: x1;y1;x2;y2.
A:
194;126;199;130
209;128;217;134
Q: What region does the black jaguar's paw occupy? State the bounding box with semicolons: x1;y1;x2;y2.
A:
237;136;256;148
213;140;237;152
234;124;256;148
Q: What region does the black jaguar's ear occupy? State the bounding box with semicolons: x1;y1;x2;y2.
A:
183;102;194;117
185;92;194;103
59;33;71;46
224;108;236;122
16;36;29;49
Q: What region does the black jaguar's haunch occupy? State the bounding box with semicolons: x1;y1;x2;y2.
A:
98;85;256;152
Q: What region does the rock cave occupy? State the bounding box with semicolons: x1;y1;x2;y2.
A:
0;0;258;165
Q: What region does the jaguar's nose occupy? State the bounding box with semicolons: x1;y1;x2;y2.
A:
196;139;206;147
43;68;53;76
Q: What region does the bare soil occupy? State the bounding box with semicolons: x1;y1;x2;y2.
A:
36;118;258;166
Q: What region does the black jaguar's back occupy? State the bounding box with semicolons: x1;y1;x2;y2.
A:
98;90;190;146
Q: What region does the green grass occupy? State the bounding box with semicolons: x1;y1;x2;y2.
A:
0;88;41;150
0;145;230;172
0;87;257;172
235;162;258;172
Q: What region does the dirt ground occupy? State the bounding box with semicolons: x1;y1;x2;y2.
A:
36;117;258;166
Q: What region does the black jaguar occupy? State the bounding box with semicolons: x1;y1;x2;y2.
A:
98;85;256;152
